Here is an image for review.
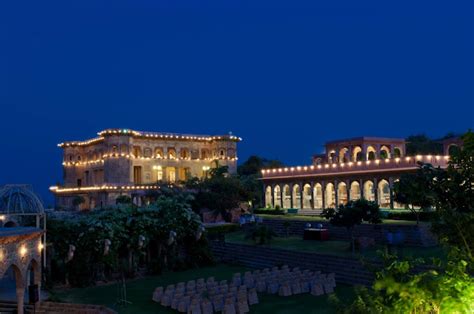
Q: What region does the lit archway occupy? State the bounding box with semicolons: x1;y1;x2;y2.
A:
303;184;312;209
378;179;391;208
337;182;348;205
328;150;337;163
292;184;301;209
350;181;361;201
325;183;335;208
265;186;272;208
366;146;376;161
380;145;390;159
313;183;323;209
352;146;363;161
283;185;291;208
393;147;401;158
273;185;282;208
363;180;375;201
339;147;349;163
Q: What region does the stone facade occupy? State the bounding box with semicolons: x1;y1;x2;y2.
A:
51;129;241;210
262;136;450;209
0;227;43;314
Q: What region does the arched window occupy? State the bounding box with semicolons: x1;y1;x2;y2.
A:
313;183;323;209
133;146;142;158
265;186;273;208
352;146;363;162
180;148;189;159
292;185;301;209
154;147;163;158
274;185;282;208
380;145;390;159
112;145;118;154
366;146;376;161
350;181;361;201
328;150;337;163
363;180;375;201
325;183;335;208
283;185;291;209
303;184;312;209
339;148;349;163
168;148;177;159
143;147;152;158
378;179;390;208
337;182;348;205
393;147;401;158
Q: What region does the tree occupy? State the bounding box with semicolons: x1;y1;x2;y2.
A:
321;199;381;254
116;195;132;205
393;166;435;225
405;134;443;155
72;196;85;209
237;156;284;208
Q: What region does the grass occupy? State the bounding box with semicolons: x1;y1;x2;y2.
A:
256;214;420;225
226;231;446;260
52;264;356;314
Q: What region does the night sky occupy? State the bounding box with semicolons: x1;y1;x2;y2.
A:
1;0;473;204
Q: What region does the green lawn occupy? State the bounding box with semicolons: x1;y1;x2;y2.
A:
256;213;419;225
52;264;355;313
226;231;446;260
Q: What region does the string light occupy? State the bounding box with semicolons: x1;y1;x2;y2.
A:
50;184;162;193
261;155;450;177
60;129;242;148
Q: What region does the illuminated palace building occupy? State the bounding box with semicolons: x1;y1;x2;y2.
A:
51;129;241;209
261;137;457;211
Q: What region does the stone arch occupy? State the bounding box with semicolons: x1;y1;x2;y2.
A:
167;148;177;159
154;147;163;158
273;185;281;208
282;185;291;209
180;148;190;159
201;149;210;159
218;148;226;158
352;146;363;161
350;181;361;201
363;180;375;201
313;183;323;209
303;184;312;209
380;145;390;159
292;184;301;209
366;146;376;161
337;182;348;205
378;179;391;208
328;150;337;163
143;147;153;158
339;147;349;163
132;146;142;158
393;147;402;158
265;186;272;208
0;263;25;314
325;183;335;208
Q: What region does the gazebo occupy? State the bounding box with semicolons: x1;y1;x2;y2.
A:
0;185;46;266
0;185;46;314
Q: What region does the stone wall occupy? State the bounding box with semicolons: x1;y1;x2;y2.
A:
210;241;376;286
256;218;437;247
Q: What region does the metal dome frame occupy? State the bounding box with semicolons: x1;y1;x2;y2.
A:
0;185;47;266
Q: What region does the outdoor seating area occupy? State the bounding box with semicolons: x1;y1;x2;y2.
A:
152;265;336;313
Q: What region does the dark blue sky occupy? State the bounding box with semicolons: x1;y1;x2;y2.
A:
1;0;473;204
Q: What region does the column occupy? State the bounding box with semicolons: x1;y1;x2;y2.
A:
334;180;339;207
321;181;326;209
16;282;25;314
280;185;284;209
271;185;275;208
299;182;303;209
389;177;394;209
359;179;364;199
310;182;315;209
375;144;381;159
373;178;379;205
290;184;294;208
346;179;351;201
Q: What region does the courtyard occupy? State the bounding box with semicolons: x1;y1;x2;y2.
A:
53;264;355;314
